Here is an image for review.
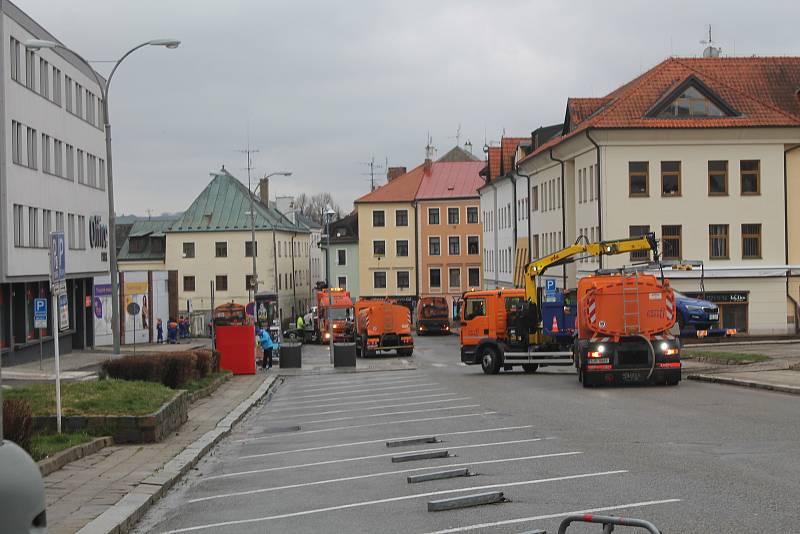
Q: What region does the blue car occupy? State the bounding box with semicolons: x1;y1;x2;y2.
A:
674;291;720;331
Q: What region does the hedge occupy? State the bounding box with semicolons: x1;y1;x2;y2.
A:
2;398;33;451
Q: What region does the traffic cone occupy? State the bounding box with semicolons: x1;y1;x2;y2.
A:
551;315;559;333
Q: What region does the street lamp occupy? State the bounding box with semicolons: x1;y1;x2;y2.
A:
24;37;180;356
249;172;292;315
324;206;336;361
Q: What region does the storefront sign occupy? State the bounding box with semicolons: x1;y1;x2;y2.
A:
89;215;108;249
685;291;748;303
124;281;149;295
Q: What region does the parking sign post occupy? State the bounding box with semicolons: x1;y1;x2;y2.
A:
34;298;47;370
49;231;66;434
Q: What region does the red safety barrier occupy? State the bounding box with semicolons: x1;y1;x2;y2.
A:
216;324;256;375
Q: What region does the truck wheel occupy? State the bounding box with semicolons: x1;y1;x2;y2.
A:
580;370;594;388
398;348;413;357
522;364;538;374
480;347;501;375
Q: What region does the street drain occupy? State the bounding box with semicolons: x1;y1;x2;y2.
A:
386;436;439;448
427;491;506;512
407;468;471;483
391;450;449;463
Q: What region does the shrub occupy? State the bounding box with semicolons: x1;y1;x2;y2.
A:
2;398;33;452
102;352;201;389
192;348;220;374
163;352;197;389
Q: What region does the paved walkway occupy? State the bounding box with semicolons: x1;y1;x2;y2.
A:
45;372;267;534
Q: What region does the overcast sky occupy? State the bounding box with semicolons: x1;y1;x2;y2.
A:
19;0;800;216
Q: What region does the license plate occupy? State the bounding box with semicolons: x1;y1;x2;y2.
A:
590;358;609;364
621;371;643;382
709;314;719;320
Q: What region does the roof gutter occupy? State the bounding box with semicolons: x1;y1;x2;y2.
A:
586;129;603;268
548;148;567;289
784;143;800;333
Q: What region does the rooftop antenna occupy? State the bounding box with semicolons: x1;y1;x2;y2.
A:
146;209;153;221
701;24;721;57
236;126;259;200
359;155;385;191
448;124;462;147
425;132;436;160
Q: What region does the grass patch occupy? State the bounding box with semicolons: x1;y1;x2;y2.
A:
184;371;231;394
683;350;770;363
5;379;177;416
30;432;93;461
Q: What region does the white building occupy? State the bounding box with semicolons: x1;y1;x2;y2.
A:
0;1;109;363
518;57;800;335
275;195;324;302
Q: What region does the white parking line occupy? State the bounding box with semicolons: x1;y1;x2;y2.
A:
165;470;627;532
223;437;553;473
268;387;446;407
288;370;420;385
236;425;535;457
265;397;472;420
290;376;428;392
419;498;682;533
277;382;439;401
235;411;498;443
188;451;582;503
279;404;483;425
268;391;453;411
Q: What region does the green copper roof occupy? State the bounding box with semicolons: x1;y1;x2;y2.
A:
169;168;308;234
118;217;179;262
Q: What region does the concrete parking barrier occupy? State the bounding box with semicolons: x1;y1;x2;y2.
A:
391;450;449;463
407;468;470;483
427;491;506;512
386;436;438;447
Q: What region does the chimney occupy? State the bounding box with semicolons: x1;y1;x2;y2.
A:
424;137;435;173
387;166;406;182
259;178;269;205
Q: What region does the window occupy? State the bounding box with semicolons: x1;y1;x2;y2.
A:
661;161;681;196
66;145;74;180
467;206;478;224
448;236;460;255
68;214;76;249
395;209;408;226
740;160;760;195
449;268;461;289
77;215;86;249
13;205;24;246
53;139;63;177
65;76;73;112
463;298;486;320
429;268;441;289
215;275;228;291
447;207;459;225
373;271;386;289
397;271;410;289
396;240;408;257
372;210;385;227
77;149;84;183
52;66;61;105
468;267;480;287
55;211;64;232
87;154;96;186
429;236;440;256
25;49;35;90
99;158;105;189
709;224;729;259
11;121;21;164
662;225;682;260
657;86;726;118
183;276;196;292
531;186;538;211
629;162;648;196
742;224;761;259
42;209;51;246
245;240;257;257
246;275;256;290
373;240;385;256
629;225;650;261
9;37;21;81
337;276;347;289
181;242;195;258
589;165;595;201
215;241;227;257
28;207;38;247
467;235;479;255
531;234;540;259
428;207;440;225
708;160;728;195
75;83;83;118
337;249;346;265
26;127;38;169
39;58;49;98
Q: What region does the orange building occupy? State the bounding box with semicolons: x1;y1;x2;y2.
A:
416;147;484;318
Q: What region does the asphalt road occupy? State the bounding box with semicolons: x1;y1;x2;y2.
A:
135;335;800;533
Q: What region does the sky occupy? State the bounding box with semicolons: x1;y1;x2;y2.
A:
18;0;800;216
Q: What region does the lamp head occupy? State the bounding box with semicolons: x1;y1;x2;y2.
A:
23;39;58;51
148;38;181;49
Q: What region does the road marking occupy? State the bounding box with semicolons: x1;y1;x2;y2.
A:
190;452;582;503
234;411;498;443
290;376;428;392
288;370;420;384
268;387;445;406
267;391;452;410
265;397;472;419
166;470;626;532
430;363;447;368
419;498;683;533
458;362;467;366
236;425;535;457
273;404;482;425
226;437;553;472
276;382;439;401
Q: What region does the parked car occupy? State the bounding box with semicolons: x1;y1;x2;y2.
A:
674;291;719;331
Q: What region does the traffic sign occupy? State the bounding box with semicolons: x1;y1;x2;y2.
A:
34;298;47;329
49;231;66;286
545;278;557;303
127;302;141;316
58;293;69;332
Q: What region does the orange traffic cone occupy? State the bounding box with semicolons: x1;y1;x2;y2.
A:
551;315;559;333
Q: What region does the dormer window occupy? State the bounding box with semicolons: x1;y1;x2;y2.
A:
657;86;725;118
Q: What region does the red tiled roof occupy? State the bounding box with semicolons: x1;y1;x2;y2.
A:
520;57;800;165
354;164;424;203
415;161;485;200
500;137;528;175
487;146;501;180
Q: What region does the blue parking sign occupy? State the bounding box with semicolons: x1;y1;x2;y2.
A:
34;298;47;328
545;279;556;292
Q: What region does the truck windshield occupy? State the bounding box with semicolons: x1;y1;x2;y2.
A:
329;308;352;320
421;305;448;318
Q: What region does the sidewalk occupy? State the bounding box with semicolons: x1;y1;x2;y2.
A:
45;372;274;534
688;369;800;395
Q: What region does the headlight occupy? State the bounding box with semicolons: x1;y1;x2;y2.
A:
597;345;606;353
660;342;669;351
685;304;704;311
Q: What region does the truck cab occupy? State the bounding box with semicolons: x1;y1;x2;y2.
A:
416;296;451;335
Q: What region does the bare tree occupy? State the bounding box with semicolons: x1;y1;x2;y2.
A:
303;193;340;226
294;193;309;213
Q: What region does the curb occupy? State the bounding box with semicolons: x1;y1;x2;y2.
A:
682;356;760;366
687;373;800;395
38;436;114;477
76;374;281;534
683;338;800;347
186;371;233;404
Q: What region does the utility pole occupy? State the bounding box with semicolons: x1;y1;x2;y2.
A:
238;137;259;303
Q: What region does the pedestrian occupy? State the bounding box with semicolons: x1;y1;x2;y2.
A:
296;314;305;330
167;318;178;344
257;327;274;369
156;318;163;344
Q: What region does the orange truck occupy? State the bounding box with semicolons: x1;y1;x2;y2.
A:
416;296;451;335
316;288;355;343
354;300;414;357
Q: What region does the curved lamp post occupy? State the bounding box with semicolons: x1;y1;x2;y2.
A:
24;38;180;356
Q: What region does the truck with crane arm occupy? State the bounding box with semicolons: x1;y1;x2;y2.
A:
459;232;682;386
